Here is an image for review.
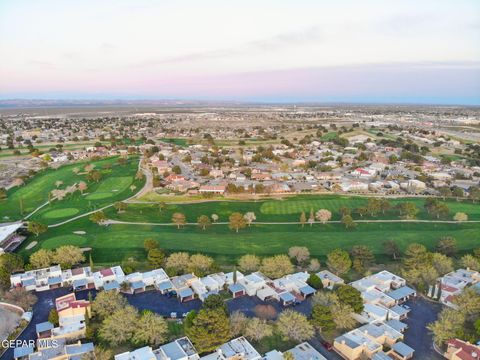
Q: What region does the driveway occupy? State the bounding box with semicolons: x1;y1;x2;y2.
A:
0;288;94;360
125;292;202;316
403;297;443;360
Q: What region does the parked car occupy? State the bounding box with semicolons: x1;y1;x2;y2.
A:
322;342;333;351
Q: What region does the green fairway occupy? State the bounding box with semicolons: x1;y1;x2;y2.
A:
0;156;143;223
260;196;367;215
42;208;80;219
17;210;480;268
106;195;480;224
9;189;480;268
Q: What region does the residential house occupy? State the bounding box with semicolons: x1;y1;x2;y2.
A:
316;270;345;289
444;339;480;360
11;265;63;292
93;266;125;291
171;274;198;302
200;337;261;360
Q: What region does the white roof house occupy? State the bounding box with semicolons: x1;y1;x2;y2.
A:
93;266;125;290
200;337;261;360
238;272;268;296
10;265;63;292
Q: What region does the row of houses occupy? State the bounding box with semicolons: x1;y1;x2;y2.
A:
116;336;327;360
333;271;417;360
11;264;349;307
436;268;480;307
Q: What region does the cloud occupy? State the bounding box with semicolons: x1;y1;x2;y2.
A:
128;26;323;68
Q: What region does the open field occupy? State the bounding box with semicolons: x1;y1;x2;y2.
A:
108;195;480;222
0;156;143;223
0;306;21;341
18;205;480;269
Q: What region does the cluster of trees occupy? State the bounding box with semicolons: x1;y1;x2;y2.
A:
89;291;168;348
401;240;480;293
165;252;216;277
311;285;363;333
29;245;85;269
186;294;314;353
428;288;480;346
170;211;256;233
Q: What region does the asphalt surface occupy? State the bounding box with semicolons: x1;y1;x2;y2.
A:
403;297;443;360
0;289;442;360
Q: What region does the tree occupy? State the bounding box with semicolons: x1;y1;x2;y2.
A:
339;206;351;216
311;304;335;333
288;246;310;264
356;207;368;218
113;201;127;213
78;181;88;194
254;304;277;320
428;308;466;346
397;202;419;219
29;249;55;269
54;245;85;268
366;198;381;217
144;239;158;251
453;212;468;222
172;212;186;229
87;169;102;183
229;212;246;233
307;258;321;272
172;165;182;174
435;237;457;257
54;180;63;188
132;310;168;346
202;294;227;314
307;273;323;290
331;303;357;330
460;254;480;271
244;317;273;341
91;291;128;320
99;306;138;346
229;311;248;337
148;248;165;268
403;243;430;271
1;287;37;310
326;249;352;275
276;310;314;342
383;240;401;260
341;215;356;229
89;211;107;224
189;254;214;276
431;253;453;276
0;187;8;200
197;215;212;230
165;252;190;274
186;309;231;353
308;209;315;226
438;186;452;200
0;253;24;288
48;309;59;326
244;212;256;226
315;209;332;224
260;255;293;278
336;285;364;313
238;254;260;272
350;245;375;273
211;214;219;222
299;212;306;227
27;221;47;237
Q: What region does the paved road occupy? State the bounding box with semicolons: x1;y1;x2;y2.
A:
0;289;441;360
0;288;93;360
403;297;443;360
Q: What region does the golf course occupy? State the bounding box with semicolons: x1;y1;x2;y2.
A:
1;155;144;224
3;157;480;268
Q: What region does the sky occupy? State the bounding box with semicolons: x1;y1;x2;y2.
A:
1;0;479;104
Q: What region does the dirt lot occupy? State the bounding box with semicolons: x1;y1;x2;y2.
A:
0;306;21;341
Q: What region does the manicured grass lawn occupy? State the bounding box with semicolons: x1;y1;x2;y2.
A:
0;156;143;223
108;195;480;223
18;214;480;268
159;138;189;147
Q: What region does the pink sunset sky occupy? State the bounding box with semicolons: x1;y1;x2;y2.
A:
1;0;479;104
